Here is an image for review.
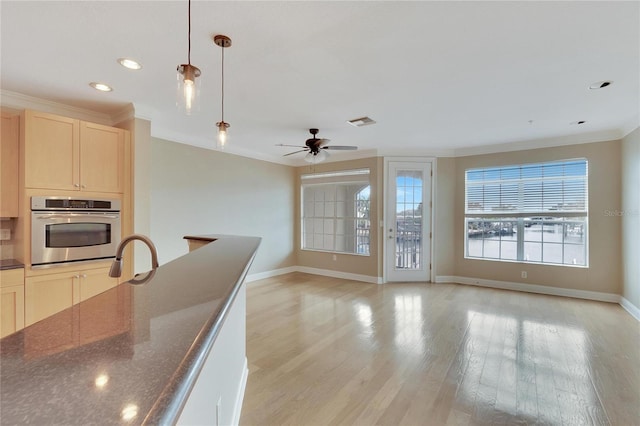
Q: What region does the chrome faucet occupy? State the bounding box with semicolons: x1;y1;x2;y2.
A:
109;234;159;278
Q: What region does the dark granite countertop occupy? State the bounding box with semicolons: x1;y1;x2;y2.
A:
0;259;24;270
0;235;260;425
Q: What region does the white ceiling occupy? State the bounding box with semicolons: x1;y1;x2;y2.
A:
1;1;638;165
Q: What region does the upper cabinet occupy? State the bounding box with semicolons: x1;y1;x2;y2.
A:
1;112;20;217
23;110;126;193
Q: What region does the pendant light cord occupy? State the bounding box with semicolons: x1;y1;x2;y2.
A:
221;42;225;122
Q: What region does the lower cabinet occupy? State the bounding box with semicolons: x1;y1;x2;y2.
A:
1;269;25;338
25;267;117;327
23;282;131;359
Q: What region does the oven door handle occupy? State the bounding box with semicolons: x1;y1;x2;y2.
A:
33;213;120;220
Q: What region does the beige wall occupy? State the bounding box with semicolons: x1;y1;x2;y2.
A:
622;128;640;308
451;140;622;295
151;138;296;274
295;157;383;279
434;157;456;277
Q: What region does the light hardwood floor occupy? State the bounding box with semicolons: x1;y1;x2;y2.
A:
240;273;640;425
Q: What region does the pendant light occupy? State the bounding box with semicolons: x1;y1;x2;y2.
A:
214;34;231;149
176;0;201;115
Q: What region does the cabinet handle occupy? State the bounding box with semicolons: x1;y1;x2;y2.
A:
74;184;80;188
73;274;80;279
81;184;86;189
81;274;87;279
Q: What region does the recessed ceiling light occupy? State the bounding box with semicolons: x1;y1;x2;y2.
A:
570;120;587;125
589;80;613;90
118;58;142;70
89;82;113;92
347;116;376;127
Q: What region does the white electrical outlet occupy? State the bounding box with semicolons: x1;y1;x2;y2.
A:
521;271;527;279
0;229;10;241
332;254;337;261
216;397;221;426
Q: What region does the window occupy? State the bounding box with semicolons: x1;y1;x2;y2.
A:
465;159;588;266
302;169;370;255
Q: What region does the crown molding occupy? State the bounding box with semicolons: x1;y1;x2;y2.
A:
111;104;136;126
377;147;456;158
0;90;113;125
620;115;640;138
453;128;625;158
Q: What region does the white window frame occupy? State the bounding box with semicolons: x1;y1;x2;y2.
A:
464;159;589;267
301;169;371;256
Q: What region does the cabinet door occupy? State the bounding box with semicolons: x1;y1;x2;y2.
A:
1;112;20;217
79;267;118;302
80;121;125;193
1;285;25;338
24;110;80;190
79;283;130;346
25;272;79;326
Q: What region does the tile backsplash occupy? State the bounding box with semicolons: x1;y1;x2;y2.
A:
0;218;16;260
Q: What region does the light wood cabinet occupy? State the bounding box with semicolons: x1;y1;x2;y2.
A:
79;121;125;193
23;110;79;191
25;266;116;326
1;112;20;217
79;267;118;302
0;268;25;338
23;110;126;193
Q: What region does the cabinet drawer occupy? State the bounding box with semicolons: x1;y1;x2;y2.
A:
1;268;24;288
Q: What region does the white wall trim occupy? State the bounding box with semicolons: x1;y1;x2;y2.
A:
436;275;621;303
247;265;382;284
296;266;383;284
435;276;458;284
453;128;624;158
246;266;298;282
0;89;114;125
620;297;640;322
231;357;249;426
246;269;639;321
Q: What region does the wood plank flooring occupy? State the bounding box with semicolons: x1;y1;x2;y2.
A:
240;273;640;426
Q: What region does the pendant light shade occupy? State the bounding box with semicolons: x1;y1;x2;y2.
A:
176;0;200;115
214;34;232;149
177;64;201;115
216;121;230;149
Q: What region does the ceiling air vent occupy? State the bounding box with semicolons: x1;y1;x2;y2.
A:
347;116;376;127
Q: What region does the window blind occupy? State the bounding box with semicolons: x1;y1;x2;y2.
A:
465;160;588;215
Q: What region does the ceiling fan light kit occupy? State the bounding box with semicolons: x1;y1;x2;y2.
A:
278;128;358;163
176;0;201;115
305;149;328;163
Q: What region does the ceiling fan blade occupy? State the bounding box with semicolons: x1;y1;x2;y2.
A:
323;145;358;150
276;143;307;148
283;149;309;157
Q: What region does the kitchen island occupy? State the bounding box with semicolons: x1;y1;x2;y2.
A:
0;234;260;425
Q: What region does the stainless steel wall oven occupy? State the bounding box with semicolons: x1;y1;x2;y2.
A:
31;196;121;267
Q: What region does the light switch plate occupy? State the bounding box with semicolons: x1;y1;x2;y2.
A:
0;229;11;240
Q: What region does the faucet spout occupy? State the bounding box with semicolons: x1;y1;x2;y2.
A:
109;234;159;278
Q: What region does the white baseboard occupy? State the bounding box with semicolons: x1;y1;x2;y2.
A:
295;266;383;284
620;297;640;321
245;268;639;321
247;265;382;284
436;275;621;304
231;357;249;426
246;266;297;282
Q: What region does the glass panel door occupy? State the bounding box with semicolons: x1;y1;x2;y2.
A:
386;161;432;282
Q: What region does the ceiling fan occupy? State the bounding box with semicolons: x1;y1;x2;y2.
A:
277;128;357;163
